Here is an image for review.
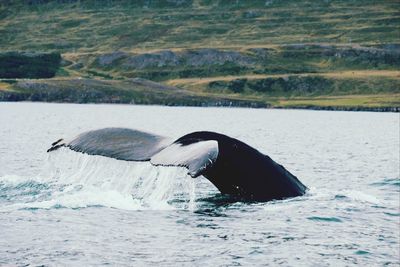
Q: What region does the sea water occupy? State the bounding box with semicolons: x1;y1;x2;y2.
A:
0;102;399;266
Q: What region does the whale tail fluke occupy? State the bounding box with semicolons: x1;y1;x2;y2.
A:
46;128;171;161
46;128;219;179
46;128;308;201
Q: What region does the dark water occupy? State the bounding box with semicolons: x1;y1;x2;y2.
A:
0;102;399;266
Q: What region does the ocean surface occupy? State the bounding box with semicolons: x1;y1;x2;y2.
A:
0;102;399;266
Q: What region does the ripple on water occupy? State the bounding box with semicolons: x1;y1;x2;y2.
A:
307;216;343;223
383;212;400;217
355;250;371;256
370;178;400;187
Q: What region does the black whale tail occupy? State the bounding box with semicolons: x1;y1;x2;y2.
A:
170;131;307;201
48;128;307;202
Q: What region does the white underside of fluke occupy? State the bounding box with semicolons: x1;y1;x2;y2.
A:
150;141;219;178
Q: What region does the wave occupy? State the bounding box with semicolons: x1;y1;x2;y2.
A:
262;186;384;213
0;148;211;212
370;178;400;188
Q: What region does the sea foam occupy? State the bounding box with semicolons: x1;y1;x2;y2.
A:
0;148;198;211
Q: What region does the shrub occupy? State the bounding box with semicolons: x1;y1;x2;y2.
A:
0;52;61;78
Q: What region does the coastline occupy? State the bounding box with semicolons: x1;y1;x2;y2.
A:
1;99;398;113
1;77;398;113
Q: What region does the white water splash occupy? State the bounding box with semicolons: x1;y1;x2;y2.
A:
1;148;199;211
341;190;381;204
0;174;32;185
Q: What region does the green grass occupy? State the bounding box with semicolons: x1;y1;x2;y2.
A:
0;0;399;110
164;71;400;110
167;71;400;95
69;44;400;84
0;77;269;107
272;94;400;110
1;0;398;52
1;76;398;111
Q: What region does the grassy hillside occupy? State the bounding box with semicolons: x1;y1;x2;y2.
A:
1;0;399;52
0;0;399;110
0;78;269;107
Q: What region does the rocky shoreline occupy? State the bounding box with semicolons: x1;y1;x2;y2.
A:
1;77;398;112
1;97;398;113
275;105;400;113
